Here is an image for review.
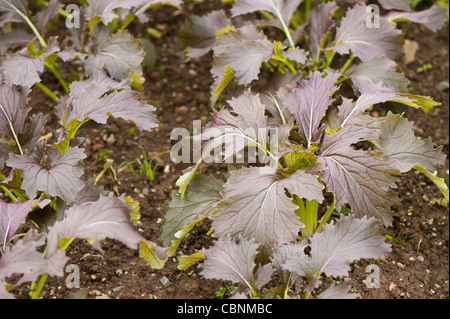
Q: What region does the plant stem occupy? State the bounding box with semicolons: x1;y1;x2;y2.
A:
35;82;59;101
276;10;296;49
271;55;297;74
0;103;24;156
0;186;17;202
6;1;47;48
44;60;70;93
29;274;48;299
339;53;355;75
317;193;336;233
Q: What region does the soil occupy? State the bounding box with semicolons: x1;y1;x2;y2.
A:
10;1;449;300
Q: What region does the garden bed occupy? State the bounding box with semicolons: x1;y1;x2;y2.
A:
8;1;449;300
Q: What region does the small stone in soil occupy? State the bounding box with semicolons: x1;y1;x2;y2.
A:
417;256;425;262
160;276;171;288
436;81;449;91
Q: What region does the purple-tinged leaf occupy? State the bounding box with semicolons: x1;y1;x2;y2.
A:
378;0;412;10
319;128;401;226
272;240;307;283
0;229;67;287
0;82;28;141
385;3;448;32
0;37;60;88
212;166;324;246
85;0;144;25
282;215;391;278
212;31;274;86
278;70;340;146
34;0;63;35
0;0;28;27
176;90;284;197
85;25;145;81
333;85;407;128
201;235;273;293
307;1;337;59
58;71;158;132
316;283;359;299
377;112;446;173
231;0;303;31
0;199;33;252
0;29;33;55
45;193;161;258
180;10;232;59
346;56;410;92
6;144;87;202
330;4;403;61
161;174;223;248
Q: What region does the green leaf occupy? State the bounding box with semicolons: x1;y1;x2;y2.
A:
177;250;205;271
414;165;449;200
211;65;235;103
392;93;441;113
51;118;89;154
139;240;167;269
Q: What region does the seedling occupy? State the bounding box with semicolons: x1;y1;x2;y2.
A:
120;144;168;182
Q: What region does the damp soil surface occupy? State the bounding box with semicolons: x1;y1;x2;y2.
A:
13;1;449;300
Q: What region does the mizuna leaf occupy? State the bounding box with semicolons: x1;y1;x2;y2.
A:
161;174;223;253
0;199;33;251
85;25;145;81
316;283;359;299
180;10;233;59
212;31;274;87
211;166;324;246
0;37;60;88
330;3;403;61
45;193;167;264
377;112;446;174
0;229;68;288
34;0;63;36
346;56;410;93
176;90;286;198
0;82;28;143
200;235;273;294
0;0;28;27
57;71;158;132
0;29;33;55
84;0;144;25
6;144;87;202
278;70;341;147
307;1;337;59
385;3;448;32
230;0;303;35
378;0;412;10
282;215;391;279
318;127;401;226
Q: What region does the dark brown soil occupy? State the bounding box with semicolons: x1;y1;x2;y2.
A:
11;2;449;300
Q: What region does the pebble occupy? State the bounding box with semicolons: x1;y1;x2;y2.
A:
417;256;425;262
142;188;150;196
112;286;124;292
89;290;102;296
95;294;110;299
436;81;449;92
160;276;171;288
389;282;397;291
397;262;405;269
